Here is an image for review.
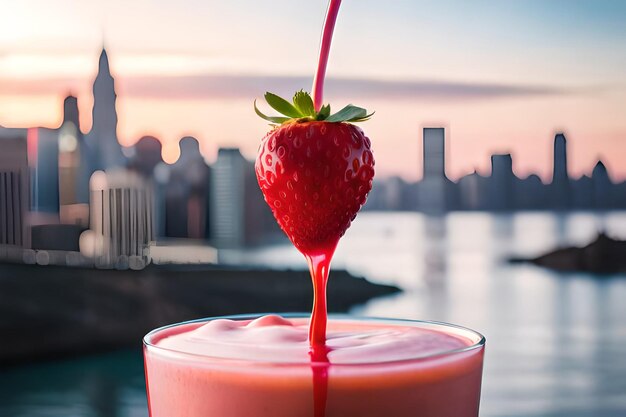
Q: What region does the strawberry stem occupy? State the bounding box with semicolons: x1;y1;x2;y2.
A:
312;0;342;112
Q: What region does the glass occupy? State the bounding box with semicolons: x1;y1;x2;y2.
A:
143;314;485;417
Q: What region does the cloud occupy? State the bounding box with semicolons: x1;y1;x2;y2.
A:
0;78;84;95
0;74;566;101
121;75;566;100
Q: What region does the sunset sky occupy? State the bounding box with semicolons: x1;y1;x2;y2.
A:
1;0;625;181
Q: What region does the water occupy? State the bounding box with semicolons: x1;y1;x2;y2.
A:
2;211;626;417
0;350;146;417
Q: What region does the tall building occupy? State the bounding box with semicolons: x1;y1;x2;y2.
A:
571;175;593;209
27;127;60;216
243;157;280;244
488;154;514;211
81;170;154;269
0;128;30;249
63;94;80;127
210;148;246;247
423;127;446;180
58;95;84;208
550;133;571;209
458;171;488;210
165;137;210;239
127;136;163;178
86;49;125;171
592;161;612;209
418;128;447;213
516;174;545;209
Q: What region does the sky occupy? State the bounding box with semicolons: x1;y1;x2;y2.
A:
1;0;625;181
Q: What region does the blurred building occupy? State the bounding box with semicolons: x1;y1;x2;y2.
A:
243;157;281;245
59;96;81;206
85;49;126;172
127;136;163;178
165;137;210;239
0;128;30;249
515;174;545;209
59;95;90;225
458;171;488;210
210;148;247;247
27;127;60;218
152;162;169;239
417;128;448;213
592;161;611;209
550;133;571;209
571;175;593;209
31;224;85;252
80;170;154;270
488;154;514;211
362;176;413;211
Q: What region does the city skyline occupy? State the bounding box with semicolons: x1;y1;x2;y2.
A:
2;0;626;181
2;41;626;272
366;128;625;213
0;47;279;266
1;51;622;185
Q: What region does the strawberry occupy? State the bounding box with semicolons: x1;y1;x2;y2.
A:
254;90;375;254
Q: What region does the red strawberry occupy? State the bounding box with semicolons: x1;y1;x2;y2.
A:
254;91;375;254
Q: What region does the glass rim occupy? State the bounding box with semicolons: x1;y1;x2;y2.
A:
143;313;486;367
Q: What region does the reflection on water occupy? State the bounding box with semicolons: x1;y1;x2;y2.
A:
0;350;146;417
347;212;626;417
3;212;626;417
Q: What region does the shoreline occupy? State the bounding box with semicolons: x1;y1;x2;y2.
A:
0;262;400;366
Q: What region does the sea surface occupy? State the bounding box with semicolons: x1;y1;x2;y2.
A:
2;211;626;417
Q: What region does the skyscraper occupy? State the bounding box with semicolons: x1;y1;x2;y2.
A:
458;171;488;210
550;133;571;209
128;136;163;178
82;170;154;269
418;127;447;213
592;161;611;209
27;127;60;215
165;137;210;239
87;49;125;171
488;154;514;211
423;127;446;180
59;95;83;208
63;95;80;127
0;128;30;249
210;148;246;248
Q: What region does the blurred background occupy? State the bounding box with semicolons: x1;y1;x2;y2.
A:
1;1;626;416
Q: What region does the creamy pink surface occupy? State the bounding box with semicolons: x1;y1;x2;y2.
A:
144;316;484;417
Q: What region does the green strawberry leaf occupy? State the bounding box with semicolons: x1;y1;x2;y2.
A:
254;100;292;124
325;105;367;123
347;111;375;122
292;90;315;117
317;104;331;121
264;92;302;118
254;91;373;125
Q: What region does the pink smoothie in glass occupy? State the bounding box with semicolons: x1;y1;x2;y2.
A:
143;314;485;417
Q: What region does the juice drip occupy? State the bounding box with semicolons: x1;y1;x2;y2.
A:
305;244;336;417
306;250;333;346
310;344;331;417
